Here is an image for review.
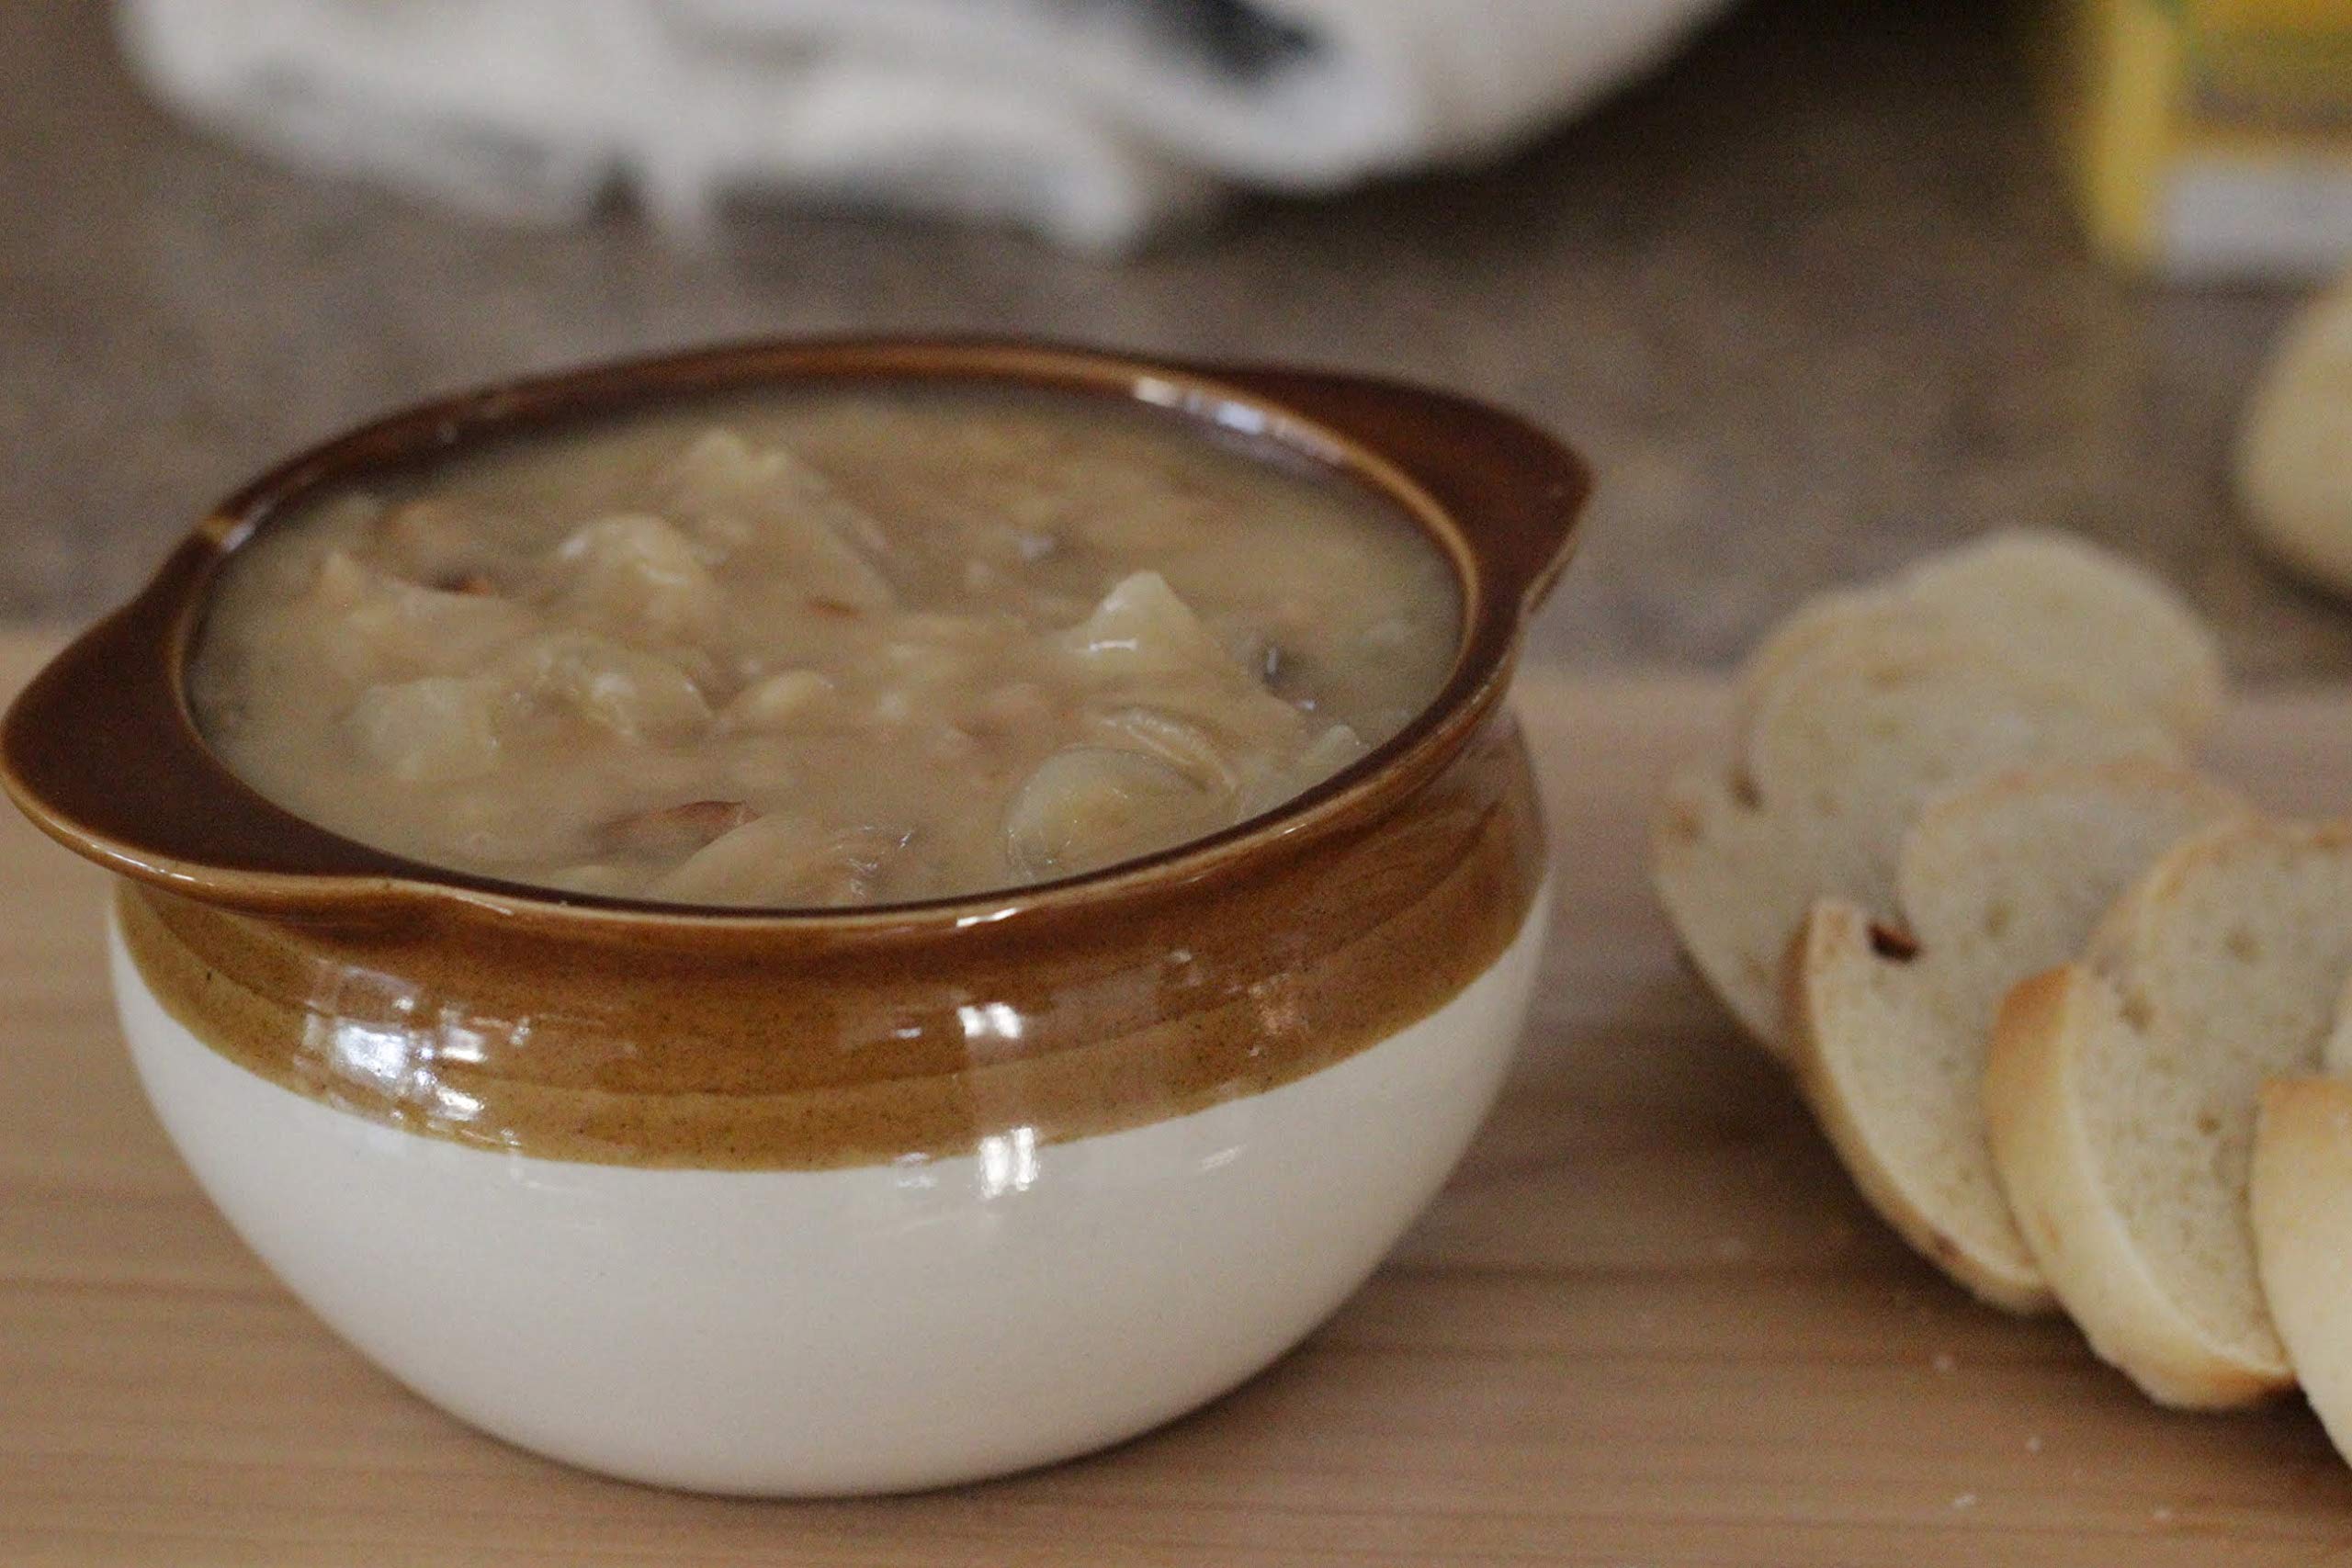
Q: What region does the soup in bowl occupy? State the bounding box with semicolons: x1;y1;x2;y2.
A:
1;339;1587;1495
188;383;1460;906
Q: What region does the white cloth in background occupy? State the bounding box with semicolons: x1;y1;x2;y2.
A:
118;0;1736;251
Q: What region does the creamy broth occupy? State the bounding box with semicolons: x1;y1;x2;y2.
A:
188;386;1459;907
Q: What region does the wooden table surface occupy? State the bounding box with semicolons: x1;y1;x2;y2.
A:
8;625;2352;1566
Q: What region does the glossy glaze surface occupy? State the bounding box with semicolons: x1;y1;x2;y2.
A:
113;883;1550;1495
4;339;1587;1168
119;716;1543;1167
6;342;1583;1171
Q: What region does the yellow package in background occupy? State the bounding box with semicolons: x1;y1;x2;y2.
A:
2038;0;2352;276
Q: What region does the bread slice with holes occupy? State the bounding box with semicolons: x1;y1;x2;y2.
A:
1660;533;2222;1052
1734;530;2224;744
1656;620;2188;1052
2251;1075;2352;1468
1788;763;2246;1313
1984;819;2352;1408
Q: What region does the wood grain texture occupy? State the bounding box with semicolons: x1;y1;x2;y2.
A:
7;626;2352;1565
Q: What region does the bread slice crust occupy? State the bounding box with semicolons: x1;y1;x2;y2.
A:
1792;903;2053;1312
1734;531;2223;747
1658;532;2222;1054
1984;964;2292;1408
1983;818;2352;1410
1790;763;2244;1314
2251;1076;2352;1464
2236;276;2352;599
1658;627;2182;1055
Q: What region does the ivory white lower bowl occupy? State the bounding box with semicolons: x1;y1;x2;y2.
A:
110;885;1546;1495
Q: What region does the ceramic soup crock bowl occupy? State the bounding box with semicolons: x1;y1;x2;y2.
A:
0;338;1587;1496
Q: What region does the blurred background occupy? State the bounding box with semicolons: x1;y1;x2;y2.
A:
4;0;2346;675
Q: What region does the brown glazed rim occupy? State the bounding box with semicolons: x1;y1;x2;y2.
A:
0;336;1589;939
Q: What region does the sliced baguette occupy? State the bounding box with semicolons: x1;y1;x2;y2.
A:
2251;1076;2352;1467
2236;275;2352;599
1790;763;2245;1312
1894;532;2224;739
1734;530;2225;744
1654;767;1826;1043
1661;533;2222;1052
1656;624;2185;1054
1984;819;2352;1408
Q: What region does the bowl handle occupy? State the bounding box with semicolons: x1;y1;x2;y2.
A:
4;538;372;906
1182;365;1591;616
